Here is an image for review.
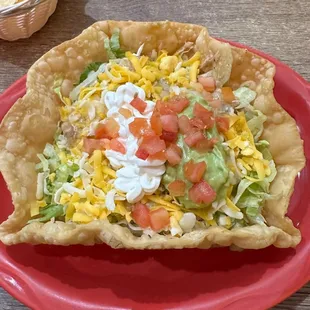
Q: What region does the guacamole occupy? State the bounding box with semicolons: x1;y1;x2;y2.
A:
162;92;229;209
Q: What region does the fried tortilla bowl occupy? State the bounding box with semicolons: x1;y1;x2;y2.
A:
0;21;305;249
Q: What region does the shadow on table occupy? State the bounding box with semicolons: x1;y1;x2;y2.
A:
0;0;95;69
5;242;297;306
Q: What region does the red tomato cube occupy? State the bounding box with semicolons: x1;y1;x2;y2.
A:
110;139;126;154
160;114;179;133
166;143;182;166
168;180;186;196
184;160;206;183
216;116;230;133
188;180;216;204
194;137;218;153
178;115;193;134
130;97;147;113
160;130;178;143
150;208;170;231
193;103;215;129
150;110;162;135
95;118;120;139
184;131;205;147
129;118;149;138
167;96;190;113
132;203;150;228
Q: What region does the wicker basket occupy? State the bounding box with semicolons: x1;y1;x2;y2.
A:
0;0;58;41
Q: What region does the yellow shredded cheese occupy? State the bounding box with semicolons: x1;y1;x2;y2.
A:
146;196;180;211
72;213;93;223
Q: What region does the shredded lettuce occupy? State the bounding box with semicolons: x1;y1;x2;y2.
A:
69;63;106;101
37;144;60;173
28;204;65;223
257;160;277;192
104;38;117;59
238;192;262;210
35;145;79;197
233;178;253;204
53;79;67;105
248;214;266;225
233;87;256;109
232;153;277;225
246;109;267;141
77;30;124;84
37;154;49;172
43;143;57;158
236;187;265;225
56;163;79;184
54;86;67;105
256;140;272;161
104;28;125;60
47;163;79;195
234;161;277;205
79;62;103;84
110;29;125;58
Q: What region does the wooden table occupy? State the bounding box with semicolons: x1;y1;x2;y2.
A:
0;0;309;309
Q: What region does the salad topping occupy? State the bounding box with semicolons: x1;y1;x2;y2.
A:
31;29;277;236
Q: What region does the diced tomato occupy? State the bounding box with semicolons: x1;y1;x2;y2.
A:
184;160;206;183
83;138;110;154
193;103;215;129
198;76;216;92
167;96;190;113
160;114;179;133
194;137;218;153
119;107;132;118
130;97;147;113
221;87;235;104
136;147;149;160
184;131;205;147
132;203;150;228
160;130;178;143
189;117;206;130
178;115;192;134
102;139;111;150
209;100;222;109
168;180;186;196
155;100;164;111
202;90;214;101
94;124;106;139
216;116;230;133
110;139;126;154
148;150;167;161
189;180;216;204
144;129;157;138
95;118;119;139
166;143;182;166
140;135;166;155
160;106;176;115
150;208;170;231
150;110;162;135
129;118;149;138
156;100;176;115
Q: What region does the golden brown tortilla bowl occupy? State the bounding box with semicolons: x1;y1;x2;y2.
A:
0;21;305;249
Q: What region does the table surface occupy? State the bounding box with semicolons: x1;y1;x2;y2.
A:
0;0;309;309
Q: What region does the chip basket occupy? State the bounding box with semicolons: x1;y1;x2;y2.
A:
0;0;58;41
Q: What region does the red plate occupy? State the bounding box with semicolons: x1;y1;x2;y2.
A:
0;41;309;310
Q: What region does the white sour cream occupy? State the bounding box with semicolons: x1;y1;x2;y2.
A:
103;83;166;203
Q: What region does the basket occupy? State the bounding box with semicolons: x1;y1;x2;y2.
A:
0;0;58;41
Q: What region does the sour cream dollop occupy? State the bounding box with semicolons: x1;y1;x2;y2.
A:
103;83;166;203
